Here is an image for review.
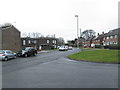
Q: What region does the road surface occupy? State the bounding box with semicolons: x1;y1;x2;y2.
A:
2;48;118;88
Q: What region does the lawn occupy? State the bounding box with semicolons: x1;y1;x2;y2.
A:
82;48;96;51
68;49;119;63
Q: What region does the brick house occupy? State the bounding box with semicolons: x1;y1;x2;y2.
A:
83;36;95;47
83;28;119;48
21;37;61;50
0;24;21;52
92;32;107;46
103;28;119;46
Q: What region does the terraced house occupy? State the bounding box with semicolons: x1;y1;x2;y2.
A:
0;24;21;52
21;37;62;50
103;28;119;46
83;28;120;48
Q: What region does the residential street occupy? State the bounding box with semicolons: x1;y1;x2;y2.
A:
2;48;118;88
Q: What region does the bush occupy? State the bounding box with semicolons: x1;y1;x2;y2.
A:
95;45;101;48
109;44;120;50
104;45;109;49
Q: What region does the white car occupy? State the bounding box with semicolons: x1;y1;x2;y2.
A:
68;46;73;50
0;50;17;61
59;46;68;51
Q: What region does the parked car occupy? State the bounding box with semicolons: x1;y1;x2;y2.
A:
84;45;89;48
68;46;73;50
17;47;37;57
0;50;17;61
59;46;68;51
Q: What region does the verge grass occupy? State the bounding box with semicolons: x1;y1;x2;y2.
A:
68;49;119;63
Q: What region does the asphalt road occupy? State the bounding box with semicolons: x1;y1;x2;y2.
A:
2;48;118;88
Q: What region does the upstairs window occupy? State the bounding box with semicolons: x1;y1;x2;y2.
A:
34;40;37;44
28;40;31;44
54;40;56;44
23;40;26;45
115;35;117;38
47;40;49;43
110;36;113;39
52;40;55;43
106;37;109;39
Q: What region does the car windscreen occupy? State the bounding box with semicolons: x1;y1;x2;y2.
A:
25;48;29;51
60;46;65;48
0;50;4;54
25;48;32;51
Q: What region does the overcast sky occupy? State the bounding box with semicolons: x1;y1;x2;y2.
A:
0;0;119;42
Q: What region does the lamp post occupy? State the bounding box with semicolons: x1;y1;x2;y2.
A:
75;15;79;48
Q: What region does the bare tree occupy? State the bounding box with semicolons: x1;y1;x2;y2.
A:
22;32;27;37
81;29;96;40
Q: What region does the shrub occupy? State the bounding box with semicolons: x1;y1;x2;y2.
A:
104;45;109;49
109;44;120;50
95;45;101;48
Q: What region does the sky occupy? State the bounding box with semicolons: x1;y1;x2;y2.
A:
0;0;119;42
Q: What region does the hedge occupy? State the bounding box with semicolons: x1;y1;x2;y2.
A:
109;44;120;50
95;45;101;48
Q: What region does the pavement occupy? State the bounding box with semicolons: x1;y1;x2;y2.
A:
2;48;118;88
37;50;50;54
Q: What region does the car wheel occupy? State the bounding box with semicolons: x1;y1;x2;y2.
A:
24;54;28;57
33;53;37;56
4;57;8;61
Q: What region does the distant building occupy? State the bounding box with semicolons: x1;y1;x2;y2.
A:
0;24;21;52
82;28;119;48
21;37;63;50
0;23;64;51
103;28;119;46
92;32;107;46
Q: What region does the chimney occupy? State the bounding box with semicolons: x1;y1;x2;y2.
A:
102;32;104;34
98;33;99;36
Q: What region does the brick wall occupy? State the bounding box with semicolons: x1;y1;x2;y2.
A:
2;26;21;52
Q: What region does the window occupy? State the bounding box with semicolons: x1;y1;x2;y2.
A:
103;37;106;40
115;35;117;38
47;40;49;43
52;40;55;43
54;40;56;44
107;42;109;45
34;40;37;44
107;37;109;39
23;40;26;45
114;42;117;44
110;36;113;39
110;42;113;44
28;40;31;44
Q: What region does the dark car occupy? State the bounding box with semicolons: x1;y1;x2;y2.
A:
17;47;37;57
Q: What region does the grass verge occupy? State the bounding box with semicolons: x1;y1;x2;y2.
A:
68;49;119;64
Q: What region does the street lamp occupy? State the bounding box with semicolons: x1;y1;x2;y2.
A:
75;15;79;48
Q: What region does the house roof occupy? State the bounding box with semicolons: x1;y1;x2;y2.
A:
93;33;107;40
104;28;120;37
0;25;20;33
85;36;95;41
